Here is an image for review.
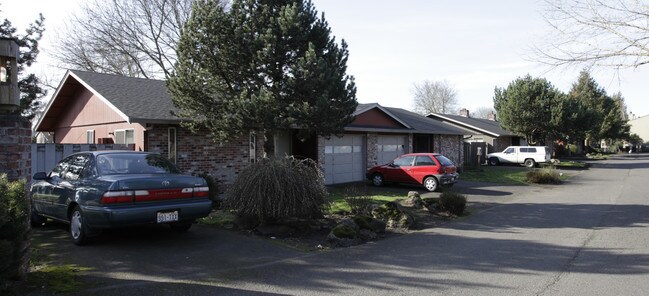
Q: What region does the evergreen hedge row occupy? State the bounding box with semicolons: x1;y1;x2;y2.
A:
0;174;29;290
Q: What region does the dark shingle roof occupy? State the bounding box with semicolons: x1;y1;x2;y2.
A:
44;71;467;136
427;113;516;137
71;70;180;123
351;103;467;135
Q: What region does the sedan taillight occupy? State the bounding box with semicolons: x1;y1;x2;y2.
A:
100;186;210;204
101;191;136;204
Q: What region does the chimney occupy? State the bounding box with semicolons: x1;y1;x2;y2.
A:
459;108;470;117
487;111;497;121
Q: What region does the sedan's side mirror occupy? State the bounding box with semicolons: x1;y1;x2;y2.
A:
33;172;49;181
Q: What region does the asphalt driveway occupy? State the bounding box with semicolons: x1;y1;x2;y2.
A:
29;154;649;295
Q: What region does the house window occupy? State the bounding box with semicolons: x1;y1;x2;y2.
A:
86;130;95;144
168;127;177;164
114;129;135;145
249;132;256;163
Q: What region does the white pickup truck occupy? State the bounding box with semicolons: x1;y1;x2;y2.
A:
487;146;550;168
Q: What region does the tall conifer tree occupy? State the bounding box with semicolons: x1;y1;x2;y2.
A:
168;0;357;146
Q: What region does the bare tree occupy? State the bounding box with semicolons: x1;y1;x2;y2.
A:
412;80;458;114
534;0;649;69
472;106;496;119
51;0;198;79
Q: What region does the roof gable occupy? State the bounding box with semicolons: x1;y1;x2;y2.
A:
349;103;410;129
346;103;467;135
36;70;180;132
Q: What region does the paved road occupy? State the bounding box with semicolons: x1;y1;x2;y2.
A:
30;154;649;295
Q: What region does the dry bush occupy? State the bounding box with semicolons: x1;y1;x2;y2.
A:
439;191;467;216
343;185;373;215
526;167;562;184
223;157;327;222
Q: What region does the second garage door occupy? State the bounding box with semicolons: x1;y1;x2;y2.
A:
377;135;407;165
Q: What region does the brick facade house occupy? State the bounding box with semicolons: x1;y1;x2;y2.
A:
427;109;525;166
36;70;466;191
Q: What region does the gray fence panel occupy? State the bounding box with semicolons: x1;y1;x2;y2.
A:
31;144;134;174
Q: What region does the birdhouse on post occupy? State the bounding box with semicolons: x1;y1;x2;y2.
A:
0;37;20;112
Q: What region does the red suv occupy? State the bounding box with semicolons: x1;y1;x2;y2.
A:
366;153;459;192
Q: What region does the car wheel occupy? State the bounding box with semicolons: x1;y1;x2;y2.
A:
170;221;193;232
488;157;499;166
371;173;384;187
424;176;439;192
524;159;536;168
70;206;90;245
30;208;47;227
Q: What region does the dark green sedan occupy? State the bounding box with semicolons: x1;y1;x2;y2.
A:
30;151;213;245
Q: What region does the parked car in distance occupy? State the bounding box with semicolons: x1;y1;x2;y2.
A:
487;146;550;168
367;153;459;192
30;151;213;245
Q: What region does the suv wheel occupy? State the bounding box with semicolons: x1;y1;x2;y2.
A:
524;159;536;168
488;157;499;166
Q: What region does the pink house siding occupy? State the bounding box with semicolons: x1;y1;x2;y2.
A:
51;88;146;151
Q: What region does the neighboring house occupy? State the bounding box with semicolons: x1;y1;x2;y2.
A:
35;70;263;192
426;108;525;166
629;114;649;145
316;103;467;184
36;70;466;189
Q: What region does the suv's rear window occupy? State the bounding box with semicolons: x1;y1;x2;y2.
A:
434;155;454;166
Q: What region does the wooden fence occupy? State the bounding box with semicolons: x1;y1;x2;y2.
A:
31;144;134;174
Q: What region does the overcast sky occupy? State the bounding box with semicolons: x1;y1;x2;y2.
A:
3;0;649;117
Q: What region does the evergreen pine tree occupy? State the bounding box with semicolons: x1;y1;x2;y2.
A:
168;0;357;145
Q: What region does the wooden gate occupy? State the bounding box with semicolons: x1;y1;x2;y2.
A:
463;142;487;167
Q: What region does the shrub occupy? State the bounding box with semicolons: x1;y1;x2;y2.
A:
198;173;220;208
343;185;373;215
439;191;467;216
223;157;327;222
0;175;29;290
352;215;373;230
526;167;562;184
331;224;358;239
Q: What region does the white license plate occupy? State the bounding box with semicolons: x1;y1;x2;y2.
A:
157;211;178;223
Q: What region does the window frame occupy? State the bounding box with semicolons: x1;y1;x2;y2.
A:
249;131;256;163
168;127;177;164
86;130;95;144
114;128;135;145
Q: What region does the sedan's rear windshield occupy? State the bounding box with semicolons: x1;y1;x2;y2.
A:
434;155;454;166
97;154;180;175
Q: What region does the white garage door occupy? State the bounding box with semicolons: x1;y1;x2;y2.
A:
377;135;407;165
323;134;365;185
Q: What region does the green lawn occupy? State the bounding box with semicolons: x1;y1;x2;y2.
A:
544;161;588;168
462;165;572;184
326;188;404;214
460;166;530;184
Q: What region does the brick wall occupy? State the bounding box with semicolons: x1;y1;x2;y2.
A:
434;134;463;168
146;125;264;194
365;133;378;169
0;114;31;182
